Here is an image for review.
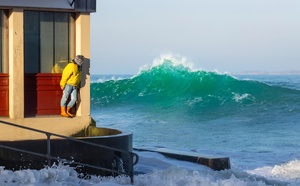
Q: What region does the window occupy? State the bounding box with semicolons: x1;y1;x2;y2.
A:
0;10;8;73
24;11;74;73
0;10;2;73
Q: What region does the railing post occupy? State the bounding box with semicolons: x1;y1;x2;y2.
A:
130;152;139;184
129;155;134;184
46;133;51;167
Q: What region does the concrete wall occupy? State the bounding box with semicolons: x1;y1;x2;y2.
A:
76;13;91;117
9;9;24;119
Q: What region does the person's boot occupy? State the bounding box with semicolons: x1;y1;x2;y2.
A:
67;106;75;117
61;106;70;117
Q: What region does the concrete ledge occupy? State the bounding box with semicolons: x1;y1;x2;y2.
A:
0;127;135;178
0;116;92;141
134;147;230;171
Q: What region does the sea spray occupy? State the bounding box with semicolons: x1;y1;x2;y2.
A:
1;158;299;185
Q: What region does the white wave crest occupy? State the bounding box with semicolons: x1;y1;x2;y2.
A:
272;159;300;179
137;52;196;74
247;159;300;184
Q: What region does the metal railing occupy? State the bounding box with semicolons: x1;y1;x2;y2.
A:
0;120;139;184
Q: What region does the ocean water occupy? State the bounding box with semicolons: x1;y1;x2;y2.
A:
1;55;300;185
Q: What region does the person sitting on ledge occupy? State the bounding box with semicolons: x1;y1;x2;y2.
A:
60;55;84;117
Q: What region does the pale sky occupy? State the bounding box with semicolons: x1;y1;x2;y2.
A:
90;0;300;75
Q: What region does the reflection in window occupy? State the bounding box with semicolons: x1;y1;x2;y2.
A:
24;11;74;73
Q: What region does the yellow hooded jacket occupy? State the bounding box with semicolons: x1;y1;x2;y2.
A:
60;62;81;88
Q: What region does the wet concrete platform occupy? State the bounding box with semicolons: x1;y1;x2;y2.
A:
134;147;230;171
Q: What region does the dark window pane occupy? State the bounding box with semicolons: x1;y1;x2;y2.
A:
0;11;2;73
24;11;40;73
0;10;8;73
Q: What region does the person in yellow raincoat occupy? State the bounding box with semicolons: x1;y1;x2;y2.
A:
60;55;84;117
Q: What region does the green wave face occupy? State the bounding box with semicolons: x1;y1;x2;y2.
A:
91;59;299;119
